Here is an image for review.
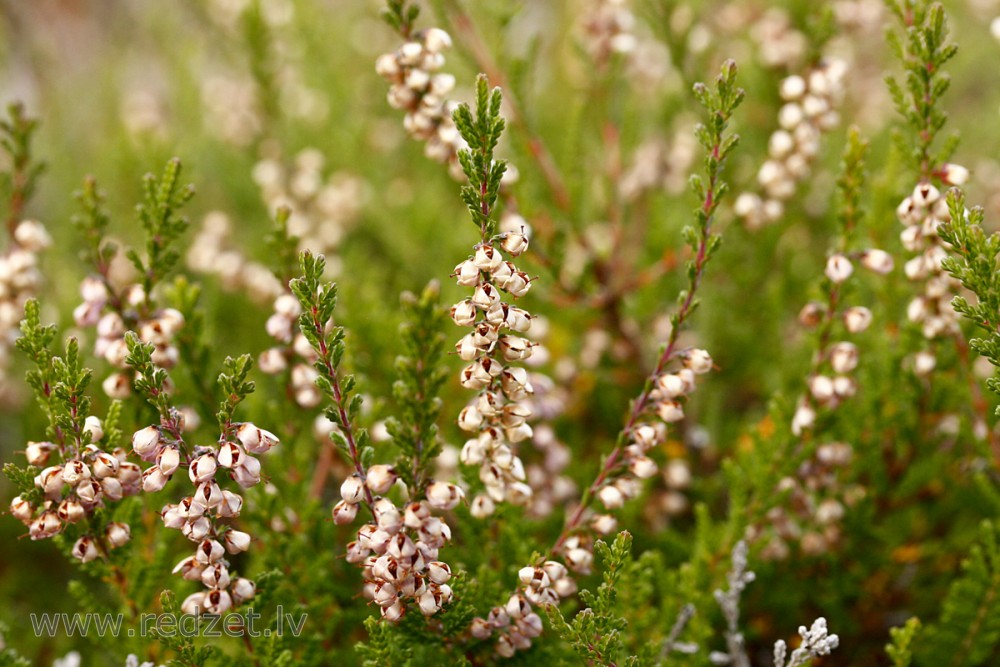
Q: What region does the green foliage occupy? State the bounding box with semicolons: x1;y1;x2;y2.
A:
152;591;218;667
453;75;507;239
125;331;173;424
290;251;374;484
71;176;117;275
384;281;449;493
915;522;1000;666
126;158;195;299
549;532;640;666
885;0;958;176
0;103;44;231
264;205;300;286
887;617;922;667
382;0;421;37
216;353;255;433
940;190;1000;413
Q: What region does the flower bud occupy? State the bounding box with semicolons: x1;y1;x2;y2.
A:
106;522;131;548
657;400;684;423
83;416;104;443
825;254;853;284
196;538;226;564
132;426;161;458
236;423;280;454
57;498;86;524
860;249;894;274
366;465;398;495
156;446;181;476
629;456;658;479
427;561;452;584
73;536;100;563
24;441;55;467
453;259;480;286
843;306;873;333
941;163;969;186
500;230;529;256
829;342;859;374
217;442;245;469
597;484;625;509
341;475;366;503
189;453;218;484
470;494;495;518
232;578;256;604
10;495;34;523
224;529;252;554
684;349;713;374
451;299;478;327
426;481;464;510
61;460;91;486
233;456;262;487
203;589;233;615
180;592;206;615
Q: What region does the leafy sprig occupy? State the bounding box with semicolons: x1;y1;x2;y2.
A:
124;331;176;430
886;1;958;178
549;532;638;666
126;158;195;301
217;354;256;436
1;103;44;237
940;190;1000;414
453;74;508;240
384;281;449;494
72;176;118;277
289;251;374;506
381;0;420;38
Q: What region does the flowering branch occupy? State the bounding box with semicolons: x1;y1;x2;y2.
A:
554;59;744;554
289;251;375;508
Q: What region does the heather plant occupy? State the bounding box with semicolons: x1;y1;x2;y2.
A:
3;0;1000;666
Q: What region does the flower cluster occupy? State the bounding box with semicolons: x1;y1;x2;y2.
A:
186;212;284;302
376;27;464;177
735;61;847;229
138;421;278;614
580;0;638;65
257;291;327;408
791;245;894;435
600;348;714;510
469;561;576;657
452;230;537;513
896;180;966;371
333;472;459;621
0;219;51;395
751;441;860;560
73;279;185;400
10;417;138;560
252;149;366;273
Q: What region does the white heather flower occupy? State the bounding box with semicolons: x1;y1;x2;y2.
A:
426;481;464;510
157;447;181;476
224;529;252;553
332;499;359;525
83;416;104;442
366;465;398;494
828;342;859;374
824;254;853;283
72;536;100;562
791;403;816;436
860;249;894;274
914;350;937;376
470;494;496;518
684;348;713;374
106;522;131;548
941;163;969;186
188;454;218;483
132;426;161;458
598;484;625;509
236;423;280;454
341;475;366;503
843;306;873;333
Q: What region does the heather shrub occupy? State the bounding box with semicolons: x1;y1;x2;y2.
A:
2;1;1000;665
